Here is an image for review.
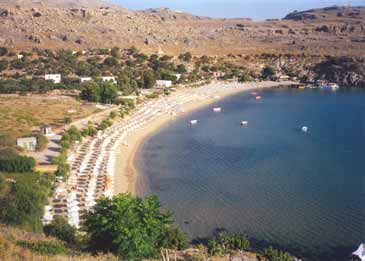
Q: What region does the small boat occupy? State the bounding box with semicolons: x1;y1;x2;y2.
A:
190;120;198;125
213;107;222;112
240;121;248;126
352;244;365;261
302;126;309;133
255;96;262;100
251;92;257;96
298;85;305;90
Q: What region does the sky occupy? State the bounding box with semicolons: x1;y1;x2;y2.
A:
112;0;365;20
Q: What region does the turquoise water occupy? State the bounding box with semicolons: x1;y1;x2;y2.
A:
135;87;365;260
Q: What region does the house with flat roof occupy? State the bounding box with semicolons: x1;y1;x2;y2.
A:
17;137;37;151
101;76;117;84
45;74;61;84
156;80;172;88
79;76;92;83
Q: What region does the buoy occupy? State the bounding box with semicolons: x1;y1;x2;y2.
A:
190;120;198;125
302;126;308;132
240;121;249;126
213;107;222;112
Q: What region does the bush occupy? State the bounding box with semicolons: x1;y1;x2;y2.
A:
262;246;295;261
0;172;53;232
0;153;35;173
16;240;69;255
43;217;77;244
207;231;250;256
99;119;112;130
0;47;8;56
261;66;276;80
84;194;187;259
35;134;48;151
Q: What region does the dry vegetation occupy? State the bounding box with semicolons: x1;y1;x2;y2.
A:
0;225;118;261
0;93;97;139
0;1;364;56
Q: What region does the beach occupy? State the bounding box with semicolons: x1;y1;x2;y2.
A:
42;80;295;228
114;80;296;195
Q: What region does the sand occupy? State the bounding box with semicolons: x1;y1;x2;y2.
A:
113;81;296;195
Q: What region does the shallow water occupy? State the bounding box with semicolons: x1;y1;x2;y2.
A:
135;87;365;260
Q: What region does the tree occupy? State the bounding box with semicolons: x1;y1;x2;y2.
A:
262;246;295;261
84;194;187;259
103;57;118;67
176;64;187;74
111;47;120;58
0;151;36;173
0;47;8;56
143;71;156;89
35;134;48;151
44;216;77;244
0;172;52;232
179;52;192;62
99;81;119;104
207;230;250;256
80;81;100;103
261;66;276;80
0;60;8;72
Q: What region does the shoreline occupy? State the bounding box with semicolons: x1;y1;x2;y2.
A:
114;80;296;196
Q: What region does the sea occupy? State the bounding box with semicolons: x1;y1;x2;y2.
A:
135;86;365;260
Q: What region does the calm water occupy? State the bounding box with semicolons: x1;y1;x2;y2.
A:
135;87;365;260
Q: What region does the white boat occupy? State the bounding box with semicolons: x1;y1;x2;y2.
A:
352;244;365;261
302;126;309;132
213;107;222;112
190;120;198;125
240;121;248;126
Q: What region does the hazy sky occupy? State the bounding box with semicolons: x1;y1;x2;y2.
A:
113;0;364;20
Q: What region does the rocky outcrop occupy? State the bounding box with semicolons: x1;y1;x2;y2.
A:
314;56;365;87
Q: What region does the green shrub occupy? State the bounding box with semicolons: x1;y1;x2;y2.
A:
84;194;187;259
16;240;69;255
0;153;35;173
35;134;48;151
207;231;250;256
262;246;295;261
43;217;77;245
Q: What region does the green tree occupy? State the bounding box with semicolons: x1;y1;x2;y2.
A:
0;172;52;232
80;81;100;103
99;81;118;104
143;71;156;89
0;47;8;56
111;47;120;58
0;60;8;72
84;194;187;259
261;66;276;80
103;57;118;67
179;52;192;62
262;246;295;261
43;216;77;244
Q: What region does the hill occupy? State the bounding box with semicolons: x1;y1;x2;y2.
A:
0;1;364;55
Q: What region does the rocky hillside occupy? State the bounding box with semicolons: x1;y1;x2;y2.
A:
0;1;364;56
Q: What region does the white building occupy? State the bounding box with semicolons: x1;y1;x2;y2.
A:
101;76;117;84
174;74;182;81
17;137;37;151
41;125;54;137
156;80;172;88
17;54;24;59
79;77;92;83
45;74;61;84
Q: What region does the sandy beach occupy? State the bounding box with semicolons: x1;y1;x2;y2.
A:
114;80;296;195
